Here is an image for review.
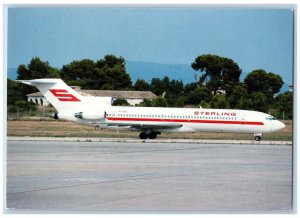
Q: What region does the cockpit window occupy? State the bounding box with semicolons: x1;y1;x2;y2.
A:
265;116;276;120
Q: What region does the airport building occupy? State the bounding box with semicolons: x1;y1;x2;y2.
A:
26;92;50;106
26;86;157;106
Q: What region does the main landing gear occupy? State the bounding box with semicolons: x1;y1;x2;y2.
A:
139;131;161;139
254;133;263;141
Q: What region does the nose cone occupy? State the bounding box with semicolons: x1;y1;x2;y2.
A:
276;121;286;131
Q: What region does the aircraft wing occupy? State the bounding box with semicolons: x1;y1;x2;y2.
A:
106;122;182;130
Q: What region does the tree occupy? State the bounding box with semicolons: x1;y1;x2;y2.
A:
244;69;284;96
95;55;132;90
60;55;132;90
112;99;130;106
184;82;198;93
199;100;211;108
210;94;230;109
150;78;165;96
250;92;268;112
273;92;293;119
152;97;168;107
7;79;26;105
149;76;184;105
191;54;242;94
236;96;253;110
163;79;184;107
227;83;249;109
7;79;37;115
133;79;150;91
185;87;212;106
17;57;60;79
16;57;60;95
175;97;185;107
167;79;184;97
136;99;153;107
96;55;126;69
61;59;96;88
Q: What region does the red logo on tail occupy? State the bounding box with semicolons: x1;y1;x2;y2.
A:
49;89;80;102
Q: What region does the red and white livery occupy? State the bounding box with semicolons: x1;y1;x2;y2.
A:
18;79;285;141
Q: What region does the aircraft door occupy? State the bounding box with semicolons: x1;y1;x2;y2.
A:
237;114;247;131
241;114;247;125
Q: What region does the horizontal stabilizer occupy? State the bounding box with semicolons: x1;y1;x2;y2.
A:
15;79;58;86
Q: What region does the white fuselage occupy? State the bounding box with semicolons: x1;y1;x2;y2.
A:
61;106;285;134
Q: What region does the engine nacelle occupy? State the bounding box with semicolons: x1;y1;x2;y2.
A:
74;111;106;120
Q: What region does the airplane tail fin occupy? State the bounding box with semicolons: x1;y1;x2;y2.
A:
16;79;83;112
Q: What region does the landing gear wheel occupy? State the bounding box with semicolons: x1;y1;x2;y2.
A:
255;136;261;141
149;132;157;139
139;132;147;139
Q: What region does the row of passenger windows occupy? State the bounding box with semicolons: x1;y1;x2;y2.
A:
107;114;238;120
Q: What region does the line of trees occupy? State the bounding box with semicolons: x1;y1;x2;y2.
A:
7;54;293;119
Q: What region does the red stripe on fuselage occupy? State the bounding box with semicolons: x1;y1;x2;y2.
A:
106;117;264;125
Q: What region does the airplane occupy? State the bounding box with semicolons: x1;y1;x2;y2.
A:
17;78;286;141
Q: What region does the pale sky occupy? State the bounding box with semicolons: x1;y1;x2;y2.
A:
7;7;294;83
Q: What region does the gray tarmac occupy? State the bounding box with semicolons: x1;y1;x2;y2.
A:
5;140;293;213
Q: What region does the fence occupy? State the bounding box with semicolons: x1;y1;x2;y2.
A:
7;106;56;120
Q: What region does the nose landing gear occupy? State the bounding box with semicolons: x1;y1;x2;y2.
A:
254;133;263;141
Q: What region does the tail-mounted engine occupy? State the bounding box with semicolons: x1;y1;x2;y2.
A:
74;111;106;120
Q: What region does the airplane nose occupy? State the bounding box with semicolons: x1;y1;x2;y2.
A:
277;121;286;130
